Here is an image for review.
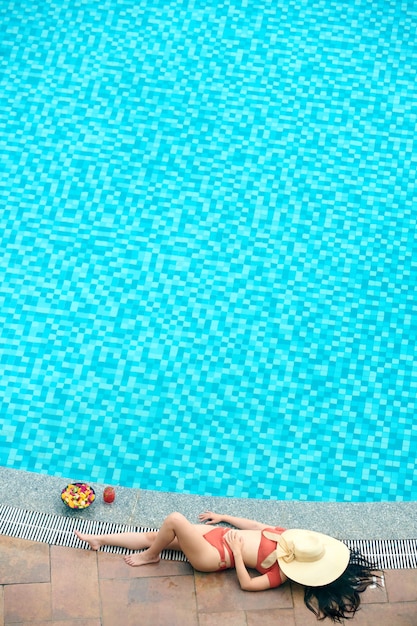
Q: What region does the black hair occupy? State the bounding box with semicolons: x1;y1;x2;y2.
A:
303;549;383;622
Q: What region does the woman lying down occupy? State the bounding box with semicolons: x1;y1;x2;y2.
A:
75;510;382;622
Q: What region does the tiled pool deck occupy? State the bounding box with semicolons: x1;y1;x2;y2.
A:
1;468;417;624
1;534;416;626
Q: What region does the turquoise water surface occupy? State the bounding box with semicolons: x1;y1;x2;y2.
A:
1;0;416;501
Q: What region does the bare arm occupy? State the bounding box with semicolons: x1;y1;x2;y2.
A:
198;511;270;530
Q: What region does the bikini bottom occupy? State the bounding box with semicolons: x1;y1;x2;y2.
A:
203;527;235;570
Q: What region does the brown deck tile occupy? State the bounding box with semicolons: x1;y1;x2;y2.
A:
0;587;4;626
198;610;248;626
0;536;50;585
246;608;297;626
50;546;100;621
4;582;51;623
195;570;293;613
290;583;323;626
4;621;101;626
360;575;388;605
100;575;198;626
385;569;417;603
97;550;193;579
48;621;102;626
350;601;417;625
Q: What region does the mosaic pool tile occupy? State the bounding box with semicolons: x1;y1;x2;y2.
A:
0;0;416;502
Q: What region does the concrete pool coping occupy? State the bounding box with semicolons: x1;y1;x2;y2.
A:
1;466;416;540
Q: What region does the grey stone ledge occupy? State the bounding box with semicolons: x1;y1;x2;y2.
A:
1;467;416;540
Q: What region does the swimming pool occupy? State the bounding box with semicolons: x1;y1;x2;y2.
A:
1;0;416;502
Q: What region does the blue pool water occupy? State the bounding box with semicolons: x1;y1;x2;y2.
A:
1;0;416;502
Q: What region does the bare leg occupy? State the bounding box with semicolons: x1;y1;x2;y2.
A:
74;530;180;552
124;512;221;570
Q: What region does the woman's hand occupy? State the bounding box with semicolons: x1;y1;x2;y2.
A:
198;511;223;525
225;529;244;555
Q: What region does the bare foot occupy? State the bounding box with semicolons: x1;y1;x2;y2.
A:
74;530;102;551
124;549;161;567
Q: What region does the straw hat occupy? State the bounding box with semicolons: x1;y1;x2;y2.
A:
261;529;350;587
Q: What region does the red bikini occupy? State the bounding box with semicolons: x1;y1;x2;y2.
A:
257;526;286;588
203;525;286;588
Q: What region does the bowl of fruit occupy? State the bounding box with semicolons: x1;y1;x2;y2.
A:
61;483;96;509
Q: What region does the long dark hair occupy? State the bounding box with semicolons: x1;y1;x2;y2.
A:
303;549;383;622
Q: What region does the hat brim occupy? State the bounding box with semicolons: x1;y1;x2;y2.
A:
278;529;350;587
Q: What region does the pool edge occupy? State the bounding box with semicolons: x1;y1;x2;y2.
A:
2;466;416;540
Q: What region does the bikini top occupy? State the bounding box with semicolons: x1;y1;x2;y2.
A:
256;526;287;588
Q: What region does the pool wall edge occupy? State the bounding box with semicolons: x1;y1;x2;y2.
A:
1;467;415;540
